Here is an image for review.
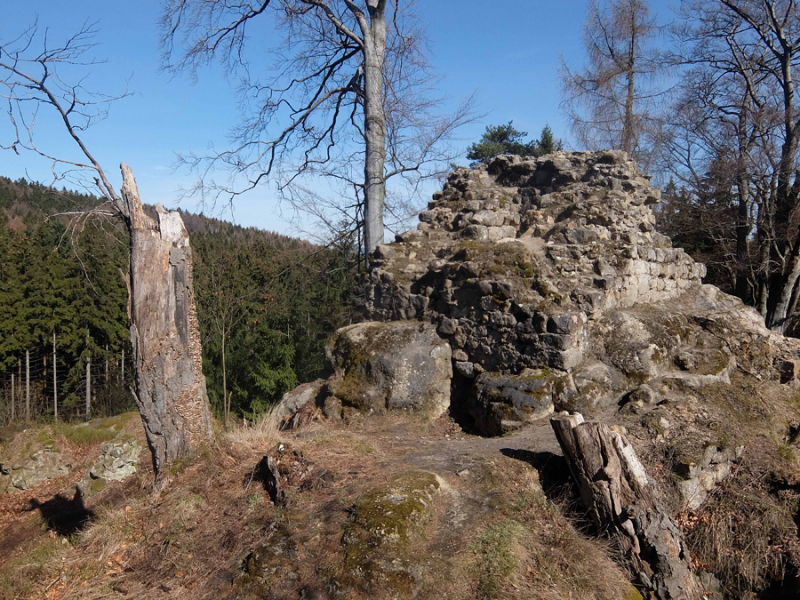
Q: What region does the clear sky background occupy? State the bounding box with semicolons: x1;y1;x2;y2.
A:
0;0;675;237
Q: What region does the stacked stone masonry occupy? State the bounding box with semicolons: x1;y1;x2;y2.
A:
356;151;706;378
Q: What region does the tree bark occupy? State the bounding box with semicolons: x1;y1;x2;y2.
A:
551;413;702;600
121;163;213;482
734;183;750;295
768;224;800;331
362;0;387;257
622;16;636;155
622;68;635;154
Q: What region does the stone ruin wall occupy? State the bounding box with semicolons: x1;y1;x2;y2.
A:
356;151;706;378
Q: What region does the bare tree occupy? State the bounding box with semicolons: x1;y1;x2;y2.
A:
663;0;800;332
160;0;474;258
660;2;775;302
561;0;664;168
0;23;213;486
715;0;800;331
194;244;250;425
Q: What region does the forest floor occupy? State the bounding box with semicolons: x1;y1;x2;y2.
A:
0;410;640;600
2;377;799;600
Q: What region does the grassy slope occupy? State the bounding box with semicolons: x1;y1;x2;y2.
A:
0;413;636;600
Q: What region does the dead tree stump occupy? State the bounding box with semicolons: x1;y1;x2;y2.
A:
256;456;285;506
551;413;701;600
122;164;213;484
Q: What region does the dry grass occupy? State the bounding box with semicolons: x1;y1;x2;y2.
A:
222;407;285;448
474;520;527;598
460;457;636;600
0;413;638;600
78;497;146;564
623;374;800;595
684;469;799;597
0;534;68;600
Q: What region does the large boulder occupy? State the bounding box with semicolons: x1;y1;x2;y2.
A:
326;321;452;418
1;447;68;492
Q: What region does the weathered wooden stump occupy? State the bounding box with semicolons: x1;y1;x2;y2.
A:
122;164;213;484
551;413;701;600
257;456;285;506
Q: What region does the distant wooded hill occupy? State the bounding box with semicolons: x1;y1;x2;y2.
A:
0;176;355;423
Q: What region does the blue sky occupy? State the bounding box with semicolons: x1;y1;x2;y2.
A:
0;1;674;235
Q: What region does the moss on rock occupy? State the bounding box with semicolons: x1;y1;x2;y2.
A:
341;471;442;595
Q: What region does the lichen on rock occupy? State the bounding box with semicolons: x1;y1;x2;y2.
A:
326;321;452;418
344;151;793;437
78;438;142;497
340;471;443;595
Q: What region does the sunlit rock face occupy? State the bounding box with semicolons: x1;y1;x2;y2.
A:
354;151;779;433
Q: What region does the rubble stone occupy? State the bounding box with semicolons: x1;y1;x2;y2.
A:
357;151;706;379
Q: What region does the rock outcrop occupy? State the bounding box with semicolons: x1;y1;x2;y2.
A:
1;447;68;492
78;438;143;497
352;151;786;435
358;151;704;372
267;152;800;599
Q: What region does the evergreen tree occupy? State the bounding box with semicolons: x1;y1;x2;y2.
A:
0;175;355;422
538;125;558;155
0;216;27;370
466;122;561;166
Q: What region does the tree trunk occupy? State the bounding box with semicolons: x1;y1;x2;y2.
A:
768;224;800;331
735;167;751;301
362;2;387;257
10;373;14;422
622;27;636;156
86;350;91;421
222;325;228;425
551;414;701;600
53;331;57;423
25;349;30;422
776;50;797;223
121;163;213;482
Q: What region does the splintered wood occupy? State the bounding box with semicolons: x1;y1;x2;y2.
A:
551;413;702;600
121;164;213;483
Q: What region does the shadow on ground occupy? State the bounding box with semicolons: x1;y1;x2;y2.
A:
27;488;95;536
500;448;571;496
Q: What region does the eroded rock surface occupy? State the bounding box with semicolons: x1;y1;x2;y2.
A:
340;471;443;596
326;321;452;417
1;447;68;491
78;438;142;497
351;151;792;436
264;153;800;599
358;151;705;375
